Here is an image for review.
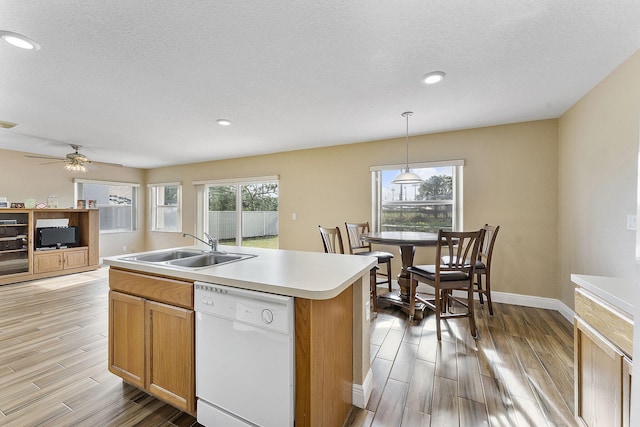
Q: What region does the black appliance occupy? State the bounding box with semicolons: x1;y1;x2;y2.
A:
36;226;80;249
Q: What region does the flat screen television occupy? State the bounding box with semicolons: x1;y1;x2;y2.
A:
36;226;80;249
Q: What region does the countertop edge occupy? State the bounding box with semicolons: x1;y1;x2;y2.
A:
571;274;635;317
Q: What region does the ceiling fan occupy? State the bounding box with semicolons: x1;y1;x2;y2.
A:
25;144;122;172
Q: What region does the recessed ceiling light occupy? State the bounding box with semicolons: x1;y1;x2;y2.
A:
0;30;41;50
421;71;445;85
216;119;232;126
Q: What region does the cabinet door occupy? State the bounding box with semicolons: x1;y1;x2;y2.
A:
64;248;88;269
33;252;63;274
574;317;624;427
108;291;145;388
145;300;195;414
623;357;632;427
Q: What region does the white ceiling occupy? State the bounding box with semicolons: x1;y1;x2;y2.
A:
1;1;639;169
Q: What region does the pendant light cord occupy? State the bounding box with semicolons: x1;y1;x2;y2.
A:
402;111;413;170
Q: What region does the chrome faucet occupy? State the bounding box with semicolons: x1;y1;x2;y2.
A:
183;232;218;252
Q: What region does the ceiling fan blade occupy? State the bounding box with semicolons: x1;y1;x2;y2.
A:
88;160;124;167
39;160;65;165
25;154;66;161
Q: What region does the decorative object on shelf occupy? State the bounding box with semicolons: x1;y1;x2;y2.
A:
0;197;7;208
35;203;47;209
77;199;86;209
391;111;423;185
47;195;58;208
25;199;36;208
10;203;25;208
88;199;97;209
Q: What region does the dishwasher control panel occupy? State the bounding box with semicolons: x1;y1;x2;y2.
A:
194;282;293;335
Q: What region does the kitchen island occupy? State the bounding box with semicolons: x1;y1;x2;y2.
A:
104;245;376;426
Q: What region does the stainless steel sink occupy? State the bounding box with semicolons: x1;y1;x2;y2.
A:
121;249;205;263
168;253;251;268
119;249;255;269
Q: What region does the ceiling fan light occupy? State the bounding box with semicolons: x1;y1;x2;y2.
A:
65;162;87;173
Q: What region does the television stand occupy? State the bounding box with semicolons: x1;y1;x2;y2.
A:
0;208;99;285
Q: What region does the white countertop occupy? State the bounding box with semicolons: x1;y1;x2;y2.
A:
571;274;635;317
104;245;377;300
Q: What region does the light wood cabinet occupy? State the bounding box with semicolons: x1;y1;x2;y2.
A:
108;291;145;388
146;300;195;412
0;208;99;285
33;247;88;274
108;269;195;414
574;287;633;427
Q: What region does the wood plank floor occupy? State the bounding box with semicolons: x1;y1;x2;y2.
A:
348;288;579;427
0;269;577;426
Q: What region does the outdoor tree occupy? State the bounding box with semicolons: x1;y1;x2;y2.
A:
242;183;279;211
418;175;453;200
208;183;278;211
208;186;236;211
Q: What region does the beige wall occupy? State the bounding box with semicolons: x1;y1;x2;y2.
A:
146;119;560;300
558;49;640;308
0;148;147;258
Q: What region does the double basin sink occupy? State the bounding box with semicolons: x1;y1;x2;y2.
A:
120;249;255;269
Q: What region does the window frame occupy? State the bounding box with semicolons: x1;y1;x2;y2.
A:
370;160;464;233
74;179;140;233
148;182;182;233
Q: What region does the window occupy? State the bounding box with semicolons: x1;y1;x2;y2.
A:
75;179;139;232
194;176;279;249
371;160;463;232
149;182;182;232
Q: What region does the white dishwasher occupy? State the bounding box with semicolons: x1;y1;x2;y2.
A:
194;282;295;427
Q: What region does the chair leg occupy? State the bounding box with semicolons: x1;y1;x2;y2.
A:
484;272;494;315
369;267;378;313
386;259;392;291
434;286;442;341
468;286;478;339
408;276;416;320
476;272;484;305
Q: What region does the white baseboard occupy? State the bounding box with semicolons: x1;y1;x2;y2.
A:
352;368;373;409
489;291;575;323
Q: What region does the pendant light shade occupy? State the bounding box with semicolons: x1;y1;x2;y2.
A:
391;111;422;185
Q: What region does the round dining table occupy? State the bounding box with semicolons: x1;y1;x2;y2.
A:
361;231;439;319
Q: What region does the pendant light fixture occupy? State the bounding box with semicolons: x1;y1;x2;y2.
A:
391;111;423;184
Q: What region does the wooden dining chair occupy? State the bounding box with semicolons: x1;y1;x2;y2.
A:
318;225;378;311
344;222;394;291
318;225;344;254
408;228;485;340
475;224;500;315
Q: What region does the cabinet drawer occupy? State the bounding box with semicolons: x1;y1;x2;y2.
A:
575;288;633;356
109;268;194;309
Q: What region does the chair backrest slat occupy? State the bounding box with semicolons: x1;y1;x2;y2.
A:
318;225;344;254
344;222;372;254
479;224;500;265
437;229;485;274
